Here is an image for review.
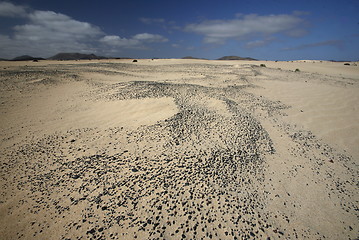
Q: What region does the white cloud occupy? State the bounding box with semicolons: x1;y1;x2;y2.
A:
100;33;167;49
14;10;102;42
0;3;169;58
133;33;168;42
0;10;103;58
100;35;140;47
0;33;94;58
0;1;27;17
185;13;307;44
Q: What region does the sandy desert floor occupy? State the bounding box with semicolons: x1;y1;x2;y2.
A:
0;59;358;239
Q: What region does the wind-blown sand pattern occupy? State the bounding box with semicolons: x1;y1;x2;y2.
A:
0;59;358;239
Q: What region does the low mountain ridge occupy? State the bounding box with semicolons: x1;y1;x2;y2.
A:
48;53;107;60
181;56;208;60
11;55;45;61
217;56;257;61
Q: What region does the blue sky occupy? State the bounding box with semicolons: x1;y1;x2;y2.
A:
0;0;358;60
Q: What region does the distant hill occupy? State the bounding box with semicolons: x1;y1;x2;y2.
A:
48;53;107;60
182;56;208;60
217;56;257;61
11;55;45;61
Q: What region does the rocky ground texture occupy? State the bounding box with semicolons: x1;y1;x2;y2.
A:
0;61;358;239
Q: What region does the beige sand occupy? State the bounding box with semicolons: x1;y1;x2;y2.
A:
0;59;358;239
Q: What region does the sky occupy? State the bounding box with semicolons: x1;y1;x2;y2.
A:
0;0;358;60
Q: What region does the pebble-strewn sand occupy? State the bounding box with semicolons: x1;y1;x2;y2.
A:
0;59;358;239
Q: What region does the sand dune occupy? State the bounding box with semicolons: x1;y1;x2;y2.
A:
247;78;359;159
0;59;358;239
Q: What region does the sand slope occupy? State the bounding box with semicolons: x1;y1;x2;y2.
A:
246;69;359;160
0;59;358;239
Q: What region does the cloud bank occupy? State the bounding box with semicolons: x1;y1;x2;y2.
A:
14;10;102;42
0;1;168;58
100;33;167;48
185;13;307;44
0;1;27;17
